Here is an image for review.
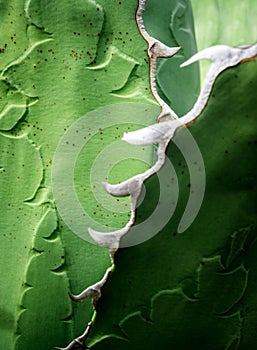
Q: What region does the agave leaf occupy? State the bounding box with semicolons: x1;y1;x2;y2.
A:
84;0;257;347
87;50;257;350
0;134;43;348
1;0;257;349
90;258;247;349
142;0;200;116
0;0;156;348
191;0;257;82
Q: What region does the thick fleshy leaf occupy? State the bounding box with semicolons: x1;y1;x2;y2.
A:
87;50;257;350
1;0;257;349
191;0;257;82
70;2;257;349
142;0;200;116
0;0;156;349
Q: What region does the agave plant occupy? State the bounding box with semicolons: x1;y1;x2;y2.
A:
0;0;257;349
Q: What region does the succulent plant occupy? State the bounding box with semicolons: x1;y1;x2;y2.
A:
0;1;257;349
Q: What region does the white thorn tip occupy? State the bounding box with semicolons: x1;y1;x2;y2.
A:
103;176;143;197
122;119;182;145
181;44;257;69
88;226;130;249
149;40;180;58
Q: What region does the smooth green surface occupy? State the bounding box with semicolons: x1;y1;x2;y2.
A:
191;0;257;82
192;0;257;48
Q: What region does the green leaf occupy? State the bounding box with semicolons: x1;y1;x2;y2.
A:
143;0;200;115
0;0;155;349
88;56;257;350
191;0;257;82
86;16;257;350
1;0;257;349
90;257;246;350
0;133;43;348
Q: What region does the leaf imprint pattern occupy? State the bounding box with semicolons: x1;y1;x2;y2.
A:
58;0;257;349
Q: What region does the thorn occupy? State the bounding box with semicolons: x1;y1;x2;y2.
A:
68;286;100;303
180;44;257;69
55;319;93;348
54;338;84;350
122;119;181;146
103;175;143;197
88;225;131;249
148;39;180;58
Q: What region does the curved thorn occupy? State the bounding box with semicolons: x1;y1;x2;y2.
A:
88;226;129;249
122;119;181;145
69;268;112;303
148;39;180;58
181;44;257;68
68;288;99;303
103;175;143;197
180;44;257;126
